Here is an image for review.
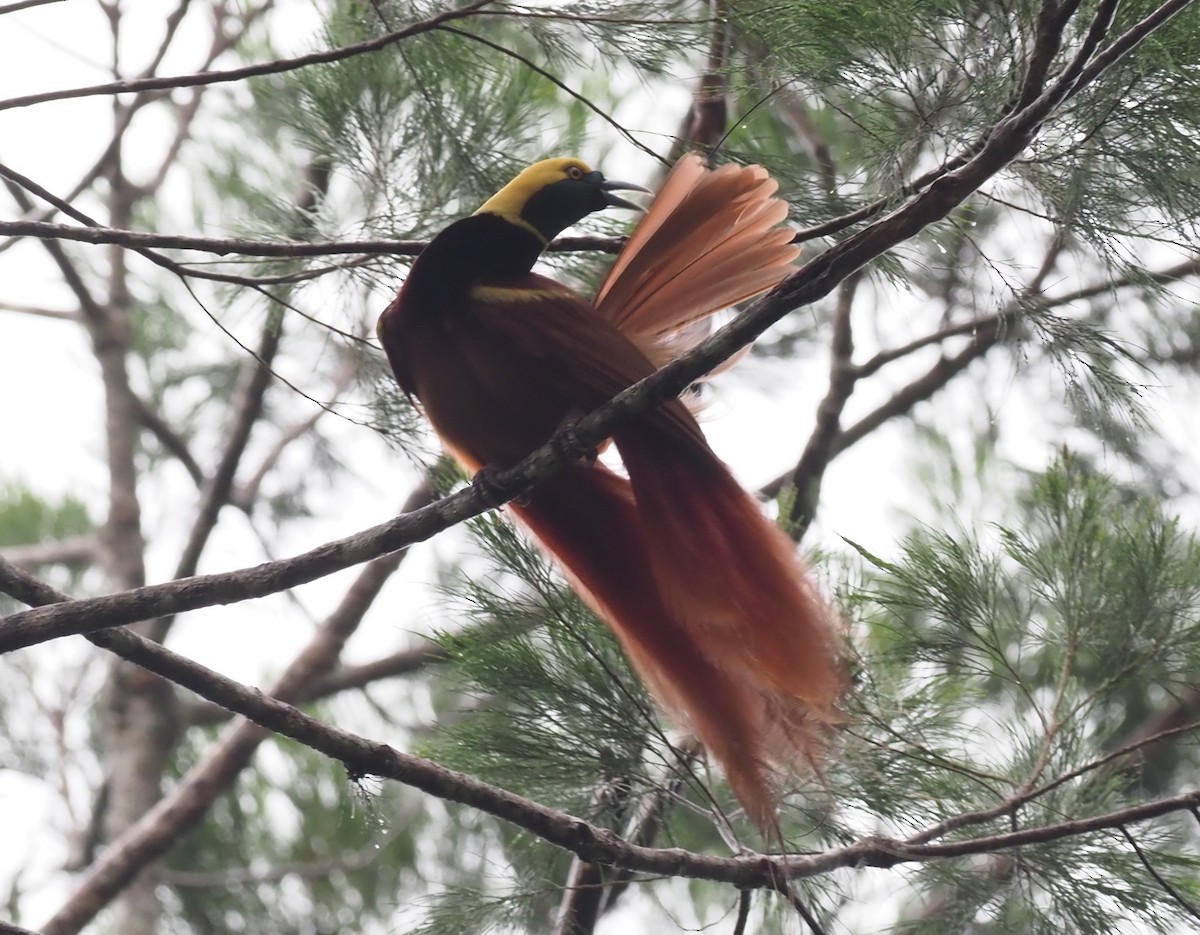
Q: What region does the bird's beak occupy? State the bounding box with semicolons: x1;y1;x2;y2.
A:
599;178;651;212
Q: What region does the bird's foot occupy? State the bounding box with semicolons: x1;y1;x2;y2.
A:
469;414;600;510
470;464;520;508
471;463;538;507
551;412;601;467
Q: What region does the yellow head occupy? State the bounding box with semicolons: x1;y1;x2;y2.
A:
475;157;647;244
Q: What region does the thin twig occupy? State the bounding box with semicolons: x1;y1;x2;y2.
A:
0;1;496;113
1118;825;1200;923
731;889;752;935
1;0;1184;652
0;0;62;13
0;219;625;259
5;553;1200;902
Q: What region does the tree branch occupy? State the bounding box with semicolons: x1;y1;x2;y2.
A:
27;481;428;935
3;555;1199;912
0;535;100;568
0;1;496;113
0;219;625;259
0;300;75;320
1;0;1184;654
64;629;1200;884
0;0;61;13
0;920;46;935
131;394;204;485
785;274;860;537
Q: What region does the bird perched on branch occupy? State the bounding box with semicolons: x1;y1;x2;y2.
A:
377;154;845;828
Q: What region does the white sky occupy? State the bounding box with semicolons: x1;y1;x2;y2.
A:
3;1;1200;930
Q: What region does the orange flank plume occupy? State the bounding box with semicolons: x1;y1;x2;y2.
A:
594;154;801;371
377;154;844;828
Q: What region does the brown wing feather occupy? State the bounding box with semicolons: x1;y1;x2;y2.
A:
592;154;707;300
383;272;703;470
467;274;705;451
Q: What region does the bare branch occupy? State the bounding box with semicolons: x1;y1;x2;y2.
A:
131;395;204;485
1012;0;1082;114
833;319;1001;455
5;554;1200;908
0;0;62;13
0;219;625;259
136;0;197;93
785;274;860;537
0;1;496;114
0;919;47;935
1;0;1185;654
29;481;428;935
0;300;75;320
0;536;100;568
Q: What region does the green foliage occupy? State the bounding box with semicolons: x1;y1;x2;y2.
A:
1022;2;1200;250
0;482;91;548
0;485;95;778
0;483;92;623
412;513;768;930
400;453;1200;932
12;0;1200;931
733;0;1027;177
276;0;694;235
846;454;1200;931
163;732;427;935
425;514;666;811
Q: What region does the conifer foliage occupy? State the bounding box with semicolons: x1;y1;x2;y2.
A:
2;1;1200;933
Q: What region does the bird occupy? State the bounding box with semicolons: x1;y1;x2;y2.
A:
377;154;845;829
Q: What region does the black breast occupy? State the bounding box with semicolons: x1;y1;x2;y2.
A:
400;214;544;313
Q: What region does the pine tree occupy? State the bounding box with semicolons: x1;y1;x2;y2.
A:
2;1;1200;932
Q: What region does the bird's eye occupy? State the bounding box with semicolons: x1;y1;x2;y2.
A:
566;165;583;180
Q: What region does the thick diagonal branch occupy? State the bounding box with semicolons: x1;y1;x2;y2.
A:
1;0;1188;652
